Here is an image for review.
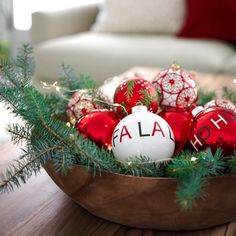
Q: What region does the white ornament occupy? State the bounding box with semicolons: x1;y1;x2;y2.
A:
152;65;197;108
112;105;175;161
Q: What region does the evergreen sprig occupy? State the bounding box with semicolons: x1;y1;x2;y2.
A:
222;86;236;103
123;156;165;177
196;88;216;106
166;149;225;209
0;44;108;191
59;63;95;91
6;123;32;145
225;151;236;173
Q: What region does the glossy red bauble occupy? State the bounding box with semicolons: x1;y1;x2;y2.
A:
77;109;120;150
159;108;193;153
114;78;158;116
189;106;236;155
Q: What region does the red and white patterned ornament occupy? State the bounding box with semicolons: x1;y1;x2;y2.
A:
66;90;97;125
204;99;235;113
67;89;112;125
114;77;158;116
152;64;197;109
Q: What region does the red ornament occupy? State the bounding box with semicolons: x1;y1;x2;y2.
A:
113;78;158;116
205;99;235;113
77;109;120;150
159;108;193;153
189;106;236;155
152;64;197;109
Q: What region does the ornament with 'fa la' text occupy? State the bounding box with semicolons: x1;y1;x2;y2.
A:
112;106;175;161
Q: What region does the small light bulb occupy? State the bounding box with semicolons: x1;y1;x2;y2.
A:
55;86;60;92
191;156;197;162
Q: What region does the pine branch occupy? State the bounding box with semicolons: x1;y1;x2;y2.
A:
122;156;165;177
167;149;224;209
0;86;21;112
176;172;207;210
166;150;196;178
15;43;35;84
196;149;225;176
197;88;216;106
43;66;96;116
74;136;122;173
44;93;68;116
225;151;236;173
59;63;95;91
0;145;63;192
6;123;32;145
0;60;22;88
222;86;236;103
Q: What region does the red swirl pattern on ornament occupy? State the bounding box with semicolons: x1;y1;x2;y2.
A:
152;67;197;109
177;87;197;108
161;73;184;94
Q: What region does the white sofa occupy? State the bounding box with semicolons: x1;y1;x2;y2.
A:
31;1;236;88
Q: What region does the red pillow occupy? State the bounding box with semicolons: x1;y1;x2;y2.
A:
178;0;236;43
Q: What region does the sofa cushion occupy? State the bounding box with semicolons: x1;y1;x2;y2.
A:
92;0;185;34
33;32;236;87
223;55;236;74
178;0;236;43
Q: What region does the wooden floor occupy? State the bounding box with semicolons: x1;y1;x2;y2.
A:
1;68;236;235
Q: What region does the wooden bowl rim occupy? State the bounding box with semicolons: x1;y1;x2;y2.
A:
67;164;236;181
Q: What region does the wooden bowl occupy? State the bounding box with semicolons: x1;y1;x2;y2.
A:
44;163;236;231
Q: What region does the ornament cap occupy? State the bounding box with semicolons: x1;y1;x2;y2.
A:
132;105;148;113
171;64;180;71
192;106;204;117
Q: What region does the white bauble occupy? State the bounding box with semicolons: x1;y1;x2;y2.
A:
152;65;197;109
112;106;175;161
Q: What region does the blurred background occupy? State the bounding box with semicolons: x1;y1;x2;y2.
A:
0;0;101;144
0;0;101;58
